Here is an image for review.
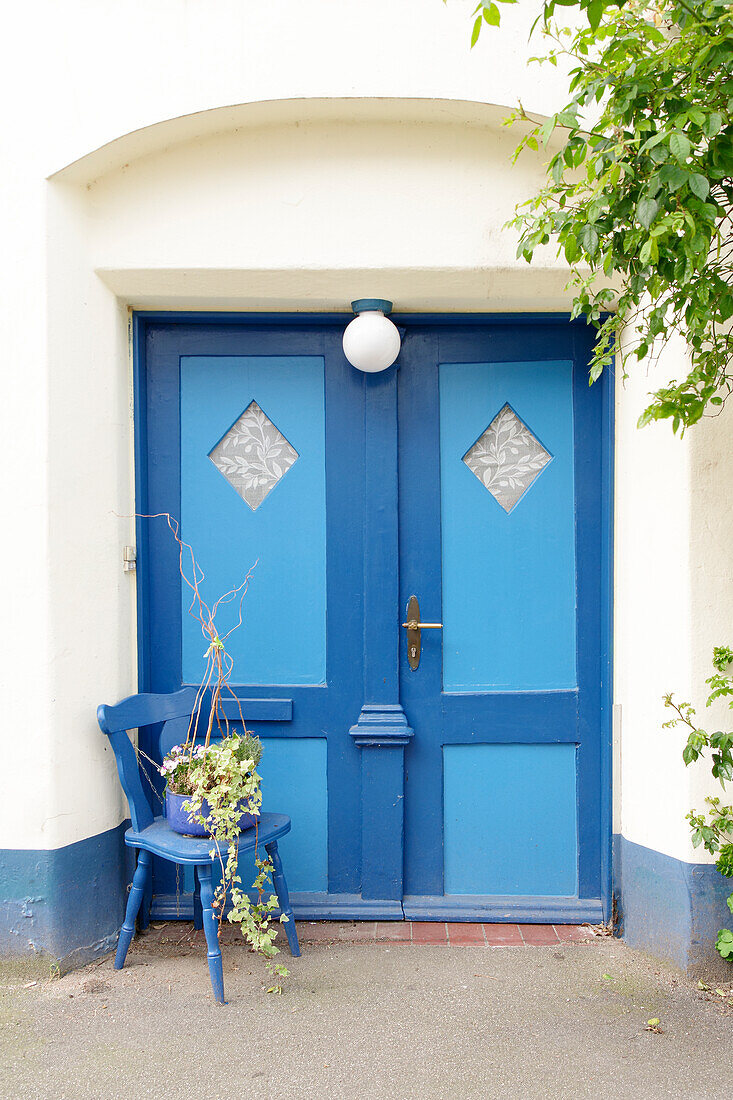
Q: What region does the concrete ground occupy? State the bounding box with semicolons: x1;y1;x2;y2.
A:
1;922;731;1100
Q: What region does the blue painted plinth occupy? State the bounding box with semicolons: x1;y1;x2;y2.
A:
615;834;733;976
0;823;131;971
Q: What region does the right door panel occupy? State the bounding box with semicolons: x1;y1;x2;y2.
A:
398;321;609;922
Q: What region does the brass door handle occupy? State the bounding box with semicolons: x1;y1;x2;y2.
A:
403;596;441;670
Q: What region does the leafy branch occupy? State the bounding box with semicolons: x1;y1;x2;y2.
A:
665;645;733;959
468;0;733;432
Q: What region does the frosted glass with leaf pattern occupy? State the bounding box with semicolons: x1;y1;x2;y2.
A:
208;400;299;510
463;403;551;512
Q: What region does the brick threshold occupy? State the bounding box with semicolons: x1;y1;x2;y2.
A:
140;920;597;949
293;921;596;946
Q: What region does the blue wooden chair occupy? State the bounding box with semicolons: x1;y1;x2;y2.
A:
97;688;301;1004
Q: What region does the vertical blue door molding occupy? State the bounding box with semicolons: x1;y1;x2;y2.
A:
349;366;413;905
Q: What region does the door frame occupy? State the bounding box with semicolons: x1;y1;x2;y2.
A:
132;311;614;922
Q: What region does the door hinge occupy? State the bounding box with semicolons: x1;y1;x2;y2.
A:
123;545;137;573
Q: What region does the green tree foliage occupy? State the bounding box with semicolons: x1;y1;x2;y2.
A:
470;0;733;432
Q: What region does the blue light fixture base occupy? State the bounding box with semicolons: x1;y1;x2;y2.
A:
350;298;393;315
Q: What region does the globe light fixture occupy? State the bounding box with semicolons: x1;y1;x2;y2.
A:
342;299;401;373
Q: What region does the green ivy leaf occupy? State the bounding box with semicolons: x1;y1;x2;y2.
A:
715;928;733;959
717;845;733;878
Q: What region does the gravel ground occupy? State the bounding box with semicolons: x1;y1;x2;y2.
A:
0;928;731;1100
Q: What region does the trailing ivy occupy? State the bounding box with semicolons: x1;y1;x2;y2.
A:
469;0;733;432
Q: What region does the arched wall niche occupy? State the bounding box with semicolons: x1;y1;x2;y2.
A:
52;98;517;185
50;96;572;313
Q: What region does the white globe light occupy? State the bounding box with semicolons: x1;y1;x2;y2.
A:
342;304;401;373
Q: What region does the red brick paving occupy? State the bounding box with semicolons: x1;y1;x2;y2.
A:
376;921;412;942
411;921;449;944
517;923;561;946
295;921;595;946
485;925;523;946
141;919;596;948
446;922;485;945
347;921;378;942
555;923;595;943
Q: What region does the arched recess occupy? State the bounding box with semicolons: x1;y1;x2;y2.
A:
50;96;569;313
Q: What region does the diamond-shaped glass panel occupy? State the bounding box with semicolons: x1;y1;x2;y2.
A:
463;403;551;513
208;400;299;511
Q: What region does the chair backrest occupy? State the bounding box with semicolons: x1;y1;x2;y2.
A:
97;688;199;832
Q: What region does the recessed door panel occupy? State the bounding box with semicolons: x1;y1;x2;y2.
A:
439;360;576;692
443;743;578;895
180;355;326;686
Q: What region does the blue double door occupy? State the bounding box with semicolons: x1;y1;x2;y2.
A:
138;316;610;922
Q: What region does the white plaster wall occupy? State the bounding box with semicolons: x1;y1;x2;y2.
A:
28;0;576;180
614;333;733;863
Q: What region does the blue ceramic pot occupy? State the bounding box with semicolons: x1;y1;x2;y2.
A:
165;790;258;836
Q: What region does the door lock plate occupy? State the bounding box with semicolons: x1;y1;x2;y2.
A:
405;596;421;670
402;595;443;670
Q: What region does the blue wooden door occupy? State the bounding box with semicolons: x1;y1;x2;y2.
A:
398;323;610;922
139;320;368;917
137;316;610;921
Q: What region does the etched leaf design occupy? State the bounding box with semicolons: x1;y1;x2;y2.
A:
209;401;299;510
463;404;551;512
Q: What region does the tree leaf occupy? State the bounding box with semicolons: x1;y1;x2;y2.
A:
669;131;691;163
581;224;599;255
636;197;659;229
483;3;501;26
689;173;710;200
496;0;731;429
703;112;723;138
587;0;603;30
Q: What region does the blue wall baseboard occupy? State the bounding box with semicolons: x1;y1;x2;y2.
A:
0;823;131;972
614;833;733;976
3;824;731;978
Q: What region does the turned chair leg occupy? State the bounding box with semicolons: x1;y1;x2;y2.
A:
115;849;152;970
265;840;301;958
196;864;225;1003
193;868;203;931
139;873;152;931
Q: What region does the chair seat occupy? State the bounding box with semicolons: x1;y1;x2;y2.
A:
124;811;292;865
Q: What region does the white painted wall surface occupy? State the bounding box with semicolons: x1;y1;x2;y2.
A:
614;334;733;863
0;0;729;871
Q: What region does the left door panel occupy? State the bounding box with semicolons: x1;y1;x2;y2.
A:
137;320;366;917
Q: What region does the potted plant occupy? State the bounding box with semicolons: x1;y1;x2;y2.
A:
148;512;289;991
162;734;262;837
